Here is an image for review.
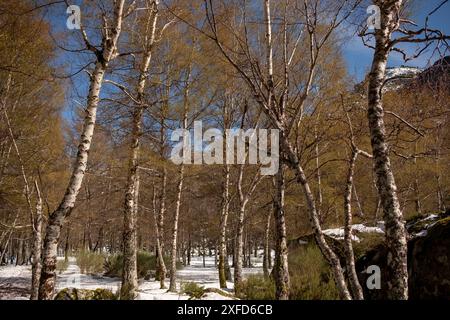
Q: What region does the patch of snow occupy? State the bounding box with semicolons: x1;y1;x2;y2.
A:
422;214;438;222
414;230;428;237
323;223;384;242
1;255;263;300
323;228;360;242
202;292;234;300
0;264;32;300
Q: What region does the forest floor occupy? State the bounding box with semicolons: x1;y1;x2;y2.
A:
0;254;263;300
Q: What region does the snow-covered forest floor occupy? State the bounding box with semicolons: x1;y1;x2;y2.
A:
0;255;263;300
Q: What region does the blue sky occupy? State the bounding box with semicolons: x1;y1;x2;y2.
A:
343;0;450;81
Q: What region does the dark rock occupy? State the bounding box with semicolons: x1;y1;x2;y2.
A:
356;214;450;300
408;216;450;299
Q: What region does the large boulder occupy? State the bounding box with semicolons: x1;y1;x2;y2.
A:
356;213;450;300
407;216;450;299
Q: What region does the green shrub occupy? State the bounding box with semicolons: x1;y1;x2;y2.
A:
353;233;384;259
56;259;69;274
75;250;105;275
55;288;118;300
235;245;339;300
104;251;181;278
235;275;275;300
288;245;339;300
181;282;206;299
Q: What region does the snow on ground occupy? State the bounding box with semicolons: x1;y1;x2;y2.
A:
0;264;31;300
0;255;264;300
421;214;438;222
323;223;384;242
55;257;120;292
408;214;440;238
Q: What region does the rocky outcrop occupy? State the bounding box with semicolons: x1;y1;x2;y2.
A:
288;211;450;299
356;212;450;300
407;216;450;299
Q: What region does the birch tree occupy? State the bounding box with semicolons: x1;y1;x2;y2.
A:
360;0;450;299
38;1;130;299
218;101;231;289
121;0;160;300
234;108;264;289
169;57;192;292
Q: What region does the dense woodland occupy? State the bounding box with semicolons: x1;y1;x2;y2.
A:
0;0;449;300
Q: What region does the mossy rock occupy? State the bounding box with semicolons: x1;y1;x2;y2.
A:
406;210;450;235
54;288;117;300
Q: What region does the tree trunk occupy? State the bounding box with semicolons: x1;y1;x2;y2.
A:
272;165;290;300
38;0;126;299
234;204;245;287
187;235;191;265
30;180;43;300
218;164;230;288
201;235;206;267
152;185;166;289
64;225;70;262
343;151;364;300
353;184;364;218
314;121;324;223
169;163;184;292
38;62;106;299
169;57;191;291
366;2;408;299
413;142;422;215
121;2;158;298
263;205;271;278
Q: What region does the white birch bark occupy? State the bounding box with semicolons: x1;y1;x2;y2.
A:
272;165;290;300
152;185;166;289
218;98;232;289
234;165;262;288
218;163;230;289
121;0;159;299
168;61;191;292
366;0;408;300
263;205;271;278
343;150;364;300
30;180;43;300
38;0;126;299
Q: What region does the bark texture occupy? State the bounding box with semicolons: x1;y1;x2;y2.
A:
218;164;230;289
343;151;364;300
263;206;271;278
30;180;43;300
367;0;408;300
38;0;126;299
168;61;190;292
121;0;159;299
272;165;290;300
